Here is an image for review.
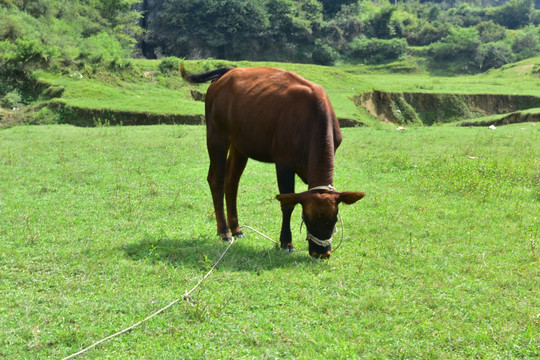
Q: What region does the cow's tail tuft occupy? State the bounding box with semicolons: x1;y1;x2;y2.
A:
180;65;234;84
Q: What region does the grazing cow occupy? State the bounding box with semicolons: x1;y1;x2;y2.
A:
181;66;364;258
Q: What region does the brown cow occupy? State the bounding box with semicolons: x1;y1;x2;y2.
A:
181;66;364;258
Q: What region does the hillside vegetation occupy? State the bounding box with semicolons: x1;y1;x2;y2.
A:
1;0;540;127
143;0;540;71
2;56;537;128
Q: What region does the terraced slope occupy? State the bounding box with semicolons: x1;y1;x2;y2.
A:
33;57;540;127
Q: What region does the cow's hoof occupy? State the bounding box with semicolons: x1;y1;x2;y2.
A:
281;243;294;252
219;233;233;242
233;231;245;239
310;251;331;259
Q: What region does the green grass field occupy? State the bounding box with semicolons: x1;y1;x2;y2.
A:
1;124;538;359
32;57;540;127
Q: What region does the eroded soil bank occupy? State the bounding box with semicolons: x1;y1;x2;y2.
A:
357;91;540;125
48;101;205;127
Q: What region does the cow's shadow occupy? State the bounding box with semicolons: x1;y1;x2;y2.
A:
122;233;313;273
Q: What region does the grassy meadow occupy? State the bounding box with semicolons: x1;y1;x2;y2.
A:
31;56;540;127
0;123;538;359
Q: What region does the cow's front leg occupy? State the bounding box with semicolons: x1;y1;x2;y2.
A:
225;146;248;238
207;130;231;241
279;204;294;251
276;164;295;251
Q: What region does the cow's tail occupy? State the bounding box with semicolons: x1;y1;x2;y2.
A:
180;65;234;84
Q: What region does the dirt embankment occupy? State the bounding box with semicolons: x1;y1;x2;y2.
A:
48;101;205;127
458;111;540;126
47;101;360;128
357;91;540;125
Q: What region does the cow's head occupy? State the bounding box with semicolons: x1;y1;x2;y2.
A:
276;189;365;258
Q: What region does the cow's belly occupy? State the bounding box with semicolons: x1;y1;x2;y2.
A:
230;134;275;163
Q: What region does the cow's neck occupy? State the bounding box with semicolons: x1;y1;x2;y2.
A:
307;127;335;189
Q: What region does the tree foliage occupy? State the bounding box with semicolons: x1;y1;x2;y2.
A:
144;0;540;70
1;0;540;101
0;0;141;98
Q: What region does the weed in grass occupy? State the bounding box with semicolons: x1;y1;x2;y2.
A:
23;214;40;245
93;117;111;127
529;222;538;261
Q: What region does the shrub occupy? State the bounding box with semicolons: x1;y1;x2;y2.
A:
487;0;534;29
474;42;514;71
428;27;480;61
312;40;339;66
476;21;507;43
512;25;540;60
109;57;133;72
158;57;181;75
78;31;128;64
406;21;449;46
348;37;407;63
1;90;23;109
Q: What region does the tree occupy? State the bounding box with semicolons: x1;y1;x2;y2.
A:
474;42;513;71
428;26;481;61
488;0;534;29
406;20;449;46
476;21;507;43
319;0;357;18
512;25;540;60
312;39;339;65
155;0;268;59
368;6;396;39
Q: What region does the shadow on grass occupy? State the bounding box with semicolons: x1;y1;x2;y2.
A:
122;234;312;272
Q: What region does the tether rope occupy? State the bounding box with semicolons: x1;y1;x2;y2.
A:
61;236;237;360
61;219;346;359
299;214;345;252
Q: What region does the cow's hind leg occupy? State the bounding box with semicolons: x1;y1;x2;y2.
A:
207;131;231;241
276;164;295;251
225;146;248;238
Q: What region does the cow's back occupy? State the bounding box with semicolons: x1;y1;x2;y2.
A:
205;67;340;165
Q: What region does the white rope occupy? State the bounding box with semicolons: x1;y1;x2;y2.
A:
61;223;322;359
306;226;336;247
240;225;298;252
61;238;236;360
308;184;335;192
301;213;345;252
333;213;345;252
305;185;345;250
240;225;279;245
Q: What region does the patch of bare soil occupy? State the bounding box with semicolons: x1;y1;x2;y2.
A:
48;101;205;127
458;111;540;127
357;91;540;126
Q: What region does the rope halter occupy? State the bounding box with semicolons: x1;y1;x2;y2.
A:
308;184;336;192
301;185;342;249
306;226;336;248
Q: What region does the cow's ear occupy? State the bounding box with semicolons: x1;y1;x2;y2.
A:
276;193;301;206
337;191;365;204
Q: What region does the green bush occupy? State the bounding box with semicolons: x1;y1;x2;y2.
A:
312;40;339;66
109;57;133;72
158;57;182;75
79;31;127;63
428;27;480;61
487;0;534;29
474;42;514;71
348;37;407;63
1;90;23;109
406;21;449;46
512;25;540;60
476;21;507;43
